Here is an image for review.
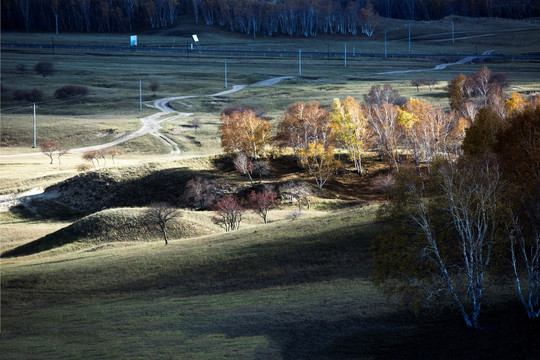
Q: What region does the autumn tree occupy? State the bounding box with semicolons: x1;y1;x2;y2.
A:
220;109;272;159
360;0;379;36
143;202;182;245
330;97;370;174
276;101;333;156
298;142;339;189
212;195;244;231
462;107;505;157
249;187;278;224
421;78;438;91
448;73;469;114
373;156;505;329
448;67;509;114
105;146;124;163
494;101;540;318
399;98;462;172
505;92;526;116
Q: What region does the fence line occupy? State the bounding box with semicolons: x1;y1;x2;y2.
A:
2;42;540;61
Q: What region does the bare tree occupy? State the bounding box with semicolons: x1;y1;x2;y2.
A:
41;139;65;164
188;118;201;133
212;195;244;231
143;202;182;245
421;78;439;91
234;152;255;186
150;82;160;96
249;187;278;224
253;160;270;182
410;78;422;92
182;176;219;209
364;84;406;107
280;181;312;211
367;102;402;172
82;150;99;167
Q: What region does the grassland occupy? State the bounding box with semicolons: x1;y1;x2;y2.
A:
2;16;540;359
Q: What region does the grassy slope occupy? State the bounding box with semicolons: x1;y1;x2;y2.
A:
2;206;538;359
1;207;385;358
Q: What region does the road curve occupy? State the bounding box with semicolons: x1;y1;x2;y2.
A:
0;76;293;158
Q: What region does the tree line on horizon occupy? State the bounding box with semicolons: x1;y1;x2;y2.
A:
2;0;538;35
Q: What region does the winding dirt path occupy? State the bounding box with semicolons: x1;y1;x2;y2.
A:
0;76;293;158
378;50;494;75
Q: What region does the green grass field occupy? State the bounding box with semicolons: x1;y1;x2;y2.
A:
2;16;540;359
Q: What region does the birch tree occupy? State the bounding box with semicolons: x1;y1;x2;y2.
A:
373;156;505;329
330;97;370;174
367;102;402;172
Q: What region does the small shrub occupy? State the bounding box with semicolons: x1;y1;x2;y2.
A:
34;61;56;77
54;85;89;100
13;88;44;102
287;209;302;220
76;163;93;172
13;89;29;101
27;89;44;102
372;172;395;194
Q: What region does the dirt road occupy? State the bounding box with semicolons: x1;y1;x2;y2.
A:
0;76;293;158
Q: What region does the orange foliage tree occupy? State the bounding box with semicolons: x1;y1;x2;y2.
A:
220;109;272;159
276;101;333;155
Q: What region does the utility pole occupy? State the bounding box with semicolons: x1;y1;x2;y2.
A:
408;23;411;53
344;42;347;67
299;49;302;77
55;14;58;35
139;79;142;112
224;59;227;88
33;103;36;148
384;29;387;59
452;21;455;44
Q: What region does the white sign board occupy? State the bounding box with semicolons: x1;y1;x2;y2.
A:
130;35;137;46
192;34;199;43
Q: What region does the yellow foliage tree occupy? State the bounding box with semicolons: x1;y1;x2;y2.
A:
298;142;339;189
505;92;526;116
330;97;370;174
